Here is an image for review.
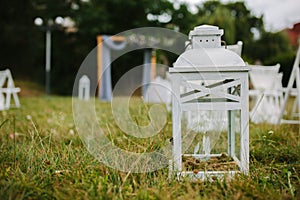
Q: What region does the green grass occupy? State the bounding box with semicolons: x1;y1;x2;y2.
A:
0;97;299;199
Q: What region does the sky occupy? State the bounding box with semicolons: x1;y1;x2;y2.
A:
175;0;300;32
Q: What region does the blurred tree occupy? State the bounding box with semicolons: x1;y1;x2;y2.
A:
73;0;175;38
248;31;295;86
197;5;236;44
194;1;294;86
169;3;197;34
0;0;80;94
196;1;263;47
31;0;82;94
71;0;179;93
246;31;293;63
0;0;39;76
0;0;296;94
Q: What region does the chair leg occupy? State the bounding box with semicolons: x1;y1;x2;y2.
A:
5;92;11;110
12;92;20;107
0;93;5;110
292;95;298;116
250;93;263;122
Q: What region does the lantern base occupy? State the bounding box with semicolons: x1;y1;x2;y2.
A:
177;170;239;182
169;153;244;181
183;154;239;172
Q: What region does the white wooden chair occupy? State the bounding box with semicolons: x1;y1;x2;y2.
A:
0;69;21;110
248;63;283;124
143;76;172;111
227;41;243;56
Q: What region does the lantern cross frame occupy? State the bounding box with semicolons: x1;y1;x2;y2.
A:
180;79;242;103
169;70;249;180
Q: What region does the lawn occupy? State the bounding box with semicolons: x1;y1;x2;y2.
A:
0;96;299;199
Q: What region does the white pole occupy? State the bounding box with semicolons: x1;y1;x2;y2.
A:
45;29;51;95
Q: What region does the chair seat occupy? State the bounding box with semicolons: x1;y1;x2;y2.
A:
0;87;21;93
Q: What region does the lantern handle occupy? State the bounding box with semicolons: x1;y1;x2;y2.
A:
185;40;192;51
222;40;227;48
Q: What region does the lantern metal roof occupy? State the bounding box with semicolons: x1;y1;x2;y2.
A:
173;48;245;68
172;25;246;72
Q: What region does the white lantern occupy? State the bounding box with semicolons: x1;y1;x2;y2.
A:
169;25;249;180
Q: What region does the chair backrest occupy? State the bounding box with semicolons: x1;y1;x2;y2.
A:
6;69;16;88
0;69;17;88
227;41;243;56
248;63;281;90
144;76;171;104
0;70;9;87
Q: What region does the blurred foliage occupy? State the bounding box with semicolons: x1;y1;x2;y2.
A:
196;2;264;46
0;0;297;94
249;31;295;86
